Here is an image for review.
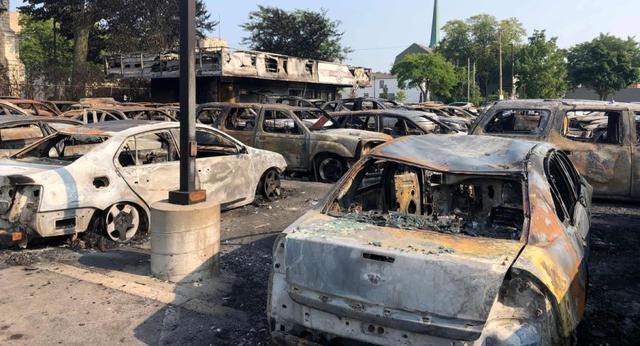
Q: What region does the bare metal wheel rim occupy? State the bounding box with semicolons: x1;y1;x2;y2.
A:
263;170;281;200
318;157;344;182
105;203;140;242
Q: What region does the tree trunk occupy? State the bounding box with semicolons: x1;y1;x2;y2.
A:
71;25;91;97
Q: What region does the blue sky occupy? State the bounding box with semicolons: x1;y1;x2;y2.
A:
11;1;640;72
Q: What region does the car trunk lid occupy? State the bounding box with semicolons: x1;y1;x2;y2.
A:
284;215;524;341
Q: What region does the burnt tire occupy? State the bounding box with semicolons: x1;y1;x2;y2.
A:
259;168;282;201
315;155;346;183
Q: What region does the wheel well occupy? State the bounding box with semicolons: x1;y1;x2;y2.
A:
313;152;346;166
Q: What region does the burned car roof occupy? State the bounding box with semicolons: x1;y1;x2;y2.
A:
58;120;162;136
330;109;438;118
0;115;81;126
492;98;640;110
370;134;549;173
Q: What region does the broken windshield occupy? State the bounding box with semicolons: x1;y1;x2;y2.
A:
12;133;108;165
327;158;525;240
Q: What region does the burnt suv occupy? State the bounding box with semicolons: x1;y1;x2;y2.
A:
198;103;391;182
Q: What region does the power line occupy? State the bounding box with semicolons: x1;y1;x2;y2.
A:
350;46;407;51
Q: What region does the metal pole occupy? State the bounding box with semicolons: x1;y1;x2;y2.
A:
498;30;504;100
169;0;206;205
467;57;470;101
511;44;515;99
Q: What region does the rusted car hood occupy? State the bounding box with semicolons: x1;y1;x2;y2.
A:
284;214;524;340
316;128;390;141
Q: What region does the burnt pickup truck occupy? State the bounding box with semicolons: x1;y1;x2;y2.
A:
198;103;391;182
471;99;640;200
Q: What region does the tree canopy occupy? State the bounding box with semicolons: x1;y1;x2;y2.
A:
438;14;526;98
567;34;640;100
391;53;457;101
241;6;351;62
515;30;567;99
19;0;216;95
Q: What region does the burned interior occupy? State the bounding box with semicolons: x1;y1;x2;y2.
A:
13;133;108;164
484;108;550;135
563;110;623;144
327;158;525;240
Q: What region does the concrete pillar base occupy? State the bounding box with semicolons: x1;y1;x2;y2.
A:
150;199;220;283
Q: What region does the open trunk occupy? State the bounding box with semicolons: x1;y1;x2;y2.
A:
284;217;524;341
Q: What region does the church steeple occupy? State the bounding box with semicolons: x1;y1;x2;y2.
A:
429;0;440;48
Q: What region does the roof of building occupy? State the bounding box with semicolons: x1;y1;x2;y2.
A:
370;134;547;173
394;43;434;65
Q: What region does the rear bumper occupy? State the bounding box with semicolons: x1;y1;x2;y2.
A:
0;208;96;242
0;229;25;247
268;272;468;346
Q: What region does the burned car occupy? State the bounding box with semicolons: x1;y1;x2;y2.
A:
62;106;177;123
321;97;404;112
269;135;591;345
0;121;286;247
318;109;460;137
471;99;640;200
211;103;391;182
0;100;30;116
0;116;82;158
1;98;61;117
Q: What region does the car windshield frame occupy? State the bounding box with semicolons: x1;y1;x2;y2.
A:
11;132;109;165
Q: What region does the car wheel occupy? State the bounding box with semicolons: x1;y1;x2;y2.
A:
260;169;282;201
316;155;346;183
105;202;140;242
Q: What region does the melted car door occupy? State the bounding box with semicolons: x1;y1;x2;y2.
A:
116;130;181;205
255;109;306;169
553;109;632;197
220;107;258;147
170;128;253;208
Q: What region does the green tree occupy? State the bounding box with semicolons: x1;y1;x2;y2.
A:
567;34;640;100
105;0;216;52
395;90;406;103
19;15;73;83
19;0;215;94
241;6;351;61
516;30;567;98
391;53;457;101
439;14;526;98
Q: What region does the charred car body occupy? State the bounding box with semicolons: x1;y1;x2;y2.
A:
321;97;404;112
0;121;286;247
471;99;640;200
320;109;460;137
199;103;391;182
269;135;592;345
62;106;177;123
0;116;82;158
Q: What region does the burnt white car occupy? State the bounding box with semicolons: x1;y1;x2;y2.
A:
0;121;286;247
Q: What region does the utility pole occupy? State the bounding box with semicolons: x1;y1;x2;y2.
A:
498;30;504;100
511;44;515;99
466;57;471;101
169;0;206;205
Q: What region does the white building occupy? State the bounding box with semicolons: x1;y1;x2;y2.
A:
356;72;421;103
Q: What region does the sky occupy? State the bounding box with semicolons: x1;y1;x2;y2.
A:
10;1;640;72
